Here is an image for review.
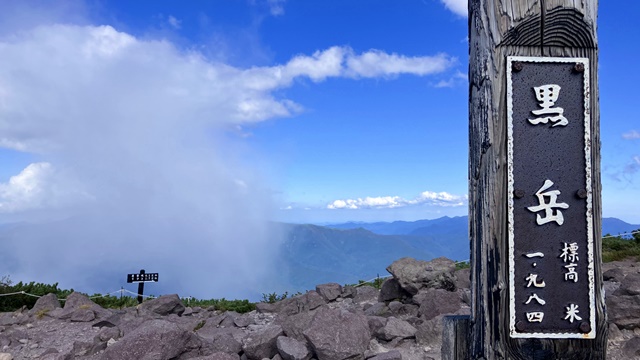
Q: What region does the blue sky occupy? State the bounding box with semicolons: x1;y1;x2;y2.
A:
0;0;637;298
1;1;637;225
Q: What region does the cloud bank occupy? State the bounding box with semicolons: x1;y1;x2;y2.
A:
0;24;454;299
622;130;640;140
441;0;468;17
327;191;466;210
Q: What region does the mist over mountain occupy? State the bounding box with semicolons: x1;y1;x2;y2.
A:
279;224;450;292
1;216;637;299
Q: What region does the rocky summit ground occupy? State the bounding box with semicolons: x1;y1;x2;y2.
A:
0;257;639;360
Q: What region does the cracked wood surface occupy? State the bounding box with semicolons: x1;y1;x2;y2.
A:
468;0;606;359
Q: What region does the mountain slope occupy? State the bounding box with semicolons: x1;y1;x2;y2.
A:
280;224;438;291
602;217;640;237
325;216;463;235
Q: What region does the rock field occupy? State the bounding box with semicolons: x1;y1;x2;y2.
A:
0;257;639;359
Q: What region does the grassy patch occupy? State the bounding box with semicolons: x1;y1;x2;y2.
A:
186;298;256;313
35;309;50;319
602;234;640;262
194;320;206;331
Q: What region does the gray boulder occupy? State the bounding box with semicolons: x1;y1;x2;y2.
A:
95;326;122;343
603;267;626;282
260;292;327;317
379;278;409;302
386;257;457;295
234;314;254;328
242;325;284;360
416;288;461;320
369;350;402;360
455;268;471;289
70;308;96;322
387;301;418;318
98;311;148;336
302;291;326;311
364;303;390;317
139;294;185;316
63;292;96;309
208;331;243;355
607;294;640;329
376;317;417;341
197;324;245;344
258;297;303;317
342;286;357;299
71;341;94;357
276;336;311;360
99;319;198;359
52;292;110;320
255;302;278;313
623;337;640;359
303;307;370;360
189;353;241;360
279;311;316;342
30;293;61;316
220;311;240;327
367;316;387;336
316;283;342;302
0;335;10;348
415;315;444;347
614;272;640;296
353;286;379;304
608;323;624;342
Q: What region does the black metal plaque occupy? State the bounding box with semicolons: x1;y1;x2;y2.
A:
127;272;159;283
507;56;595;339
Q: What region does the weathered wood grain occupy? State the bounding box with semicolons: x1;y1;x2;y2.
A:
468;0;605;359
442;315;471;360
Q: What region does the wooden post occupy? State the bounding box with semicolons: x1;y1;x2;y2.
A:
468;0;606;359
442;315;471;360
137;269;145;304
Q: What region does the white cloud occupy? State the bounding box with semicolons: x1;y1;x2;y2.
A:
0;163;52;212
327;191;466;209
0;26;453;155
268;0;286;16
0;23;454;298
412;191;467;206
0;163;90;213
239;46;455;94
624;156;640;175
345;50;453;78
434;70;467;88
167;15;181;29
622;130;640;140
441;0;467;17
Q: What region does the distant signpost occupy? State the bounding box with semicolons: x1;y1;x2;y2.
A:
126;269;158;304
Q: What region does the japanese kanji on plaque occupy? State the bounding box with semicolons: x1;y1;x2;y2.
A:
506;56;595;339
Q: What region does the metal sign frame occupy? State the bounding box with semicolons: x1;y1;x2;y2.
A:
506;56;595;339
127;272;159;283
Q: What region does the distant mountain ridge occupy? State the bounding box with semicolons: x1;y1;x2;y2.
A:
279;216;472;292
602;217;640;237
280;224;435;291
275;216;640;291
326;216;639;237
